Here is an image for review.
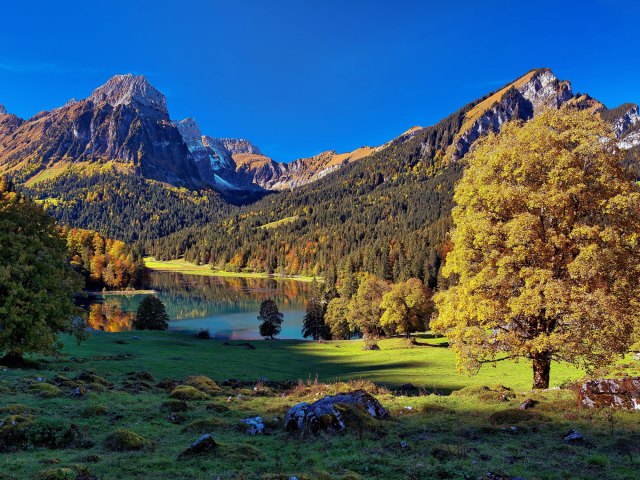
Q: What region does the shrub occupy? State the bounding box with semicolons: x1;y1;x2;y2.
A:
104;429;148;451
134;296;169;330
197;329;211;339
26;418;79;448
170;385;210;401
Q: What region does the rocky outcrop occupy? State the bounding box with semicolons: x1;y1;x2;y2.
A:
284;390;389;435
451;69;574;161
579;377;640;410
88;74;168;115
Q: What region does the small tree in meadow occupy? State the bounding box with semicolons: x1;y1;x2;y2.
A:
134;296;169;331
258;299;283;339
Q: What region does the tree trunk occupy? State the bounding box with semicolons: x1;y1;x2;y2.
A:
1;351;24;367
532;353;551;389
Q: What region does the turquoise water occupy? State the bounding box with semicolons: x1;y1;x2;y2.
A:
85;271;310;339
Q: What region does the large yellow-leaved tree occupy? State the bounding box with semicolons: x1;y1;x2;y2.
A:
432;108;640;389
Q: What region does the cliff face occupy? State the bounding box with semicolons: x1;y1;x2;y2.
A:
450;69;574;161
612;103;640;150
0;75;202;187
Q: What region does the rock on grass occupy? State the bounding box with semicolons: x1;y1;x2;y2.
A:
178;434;217;459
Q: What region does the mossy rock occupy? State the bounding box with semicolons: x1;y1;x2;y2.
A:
120;379;155;393
170;385;211;401
104;429;148;451
52;375;81;389
36;468;77;480
75;371;113;390
182;375;220;395
205;402;230;413
36;465;96;480
451;385;513;402
334;403;385;433
161;399;189;412
0;404;33;415
0;414;32;452
125;371;155;382
81;405;109;418
488;408;543;425
28;383;63;398
182;418;227;433
222;442;263;461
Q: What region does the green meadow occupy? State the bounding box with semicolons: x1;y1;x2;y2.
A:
1;332;639;479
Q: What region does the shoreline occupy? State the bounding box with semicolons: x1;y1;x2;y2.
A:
143;257;316;282
84;289;156;296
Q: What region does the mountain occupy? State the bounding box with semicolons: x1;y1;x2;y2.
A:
1;68;637;250
147;68;640;287
0;74;203;188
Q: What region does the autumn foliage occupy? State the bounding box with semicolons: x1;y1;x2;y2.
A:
433;108;640;389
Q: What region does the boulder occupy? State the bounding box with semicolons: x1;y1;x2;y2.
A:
579;377;640;410
518;399;536;410
563;429;585;444
239;416;265;435
178;434;217;459
284;389;389;435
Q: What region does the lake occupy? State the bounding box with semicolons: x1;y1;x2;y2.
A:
84;271;311;339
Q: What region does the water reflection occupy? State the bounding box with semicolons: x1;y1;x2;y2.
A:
84;271;310;339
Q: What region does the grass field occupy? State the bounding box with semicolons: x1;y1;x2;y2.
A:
144;257;315;282
2;332;640;479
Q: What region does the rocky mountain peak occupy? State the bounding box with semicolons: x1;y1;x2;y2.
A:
174;117;203;143
88;74;168;114
217;138;263;156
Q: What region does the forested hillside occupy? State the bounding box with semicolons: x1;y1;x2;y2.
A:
25;167;237;243
146;103;475;288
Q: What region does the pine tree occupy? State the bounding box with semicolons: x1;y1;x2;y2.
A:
258;299;283;339
302;279;329;340
134;296;169;330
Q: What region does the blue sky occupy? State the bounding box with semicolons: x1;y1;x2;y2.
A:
1;0;638;162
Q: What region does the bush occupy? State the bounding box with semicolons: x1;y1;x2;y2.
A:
196;329;211;339
104;429;148;451
133;296;169;330
170;385;211;401
26;418;79;448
